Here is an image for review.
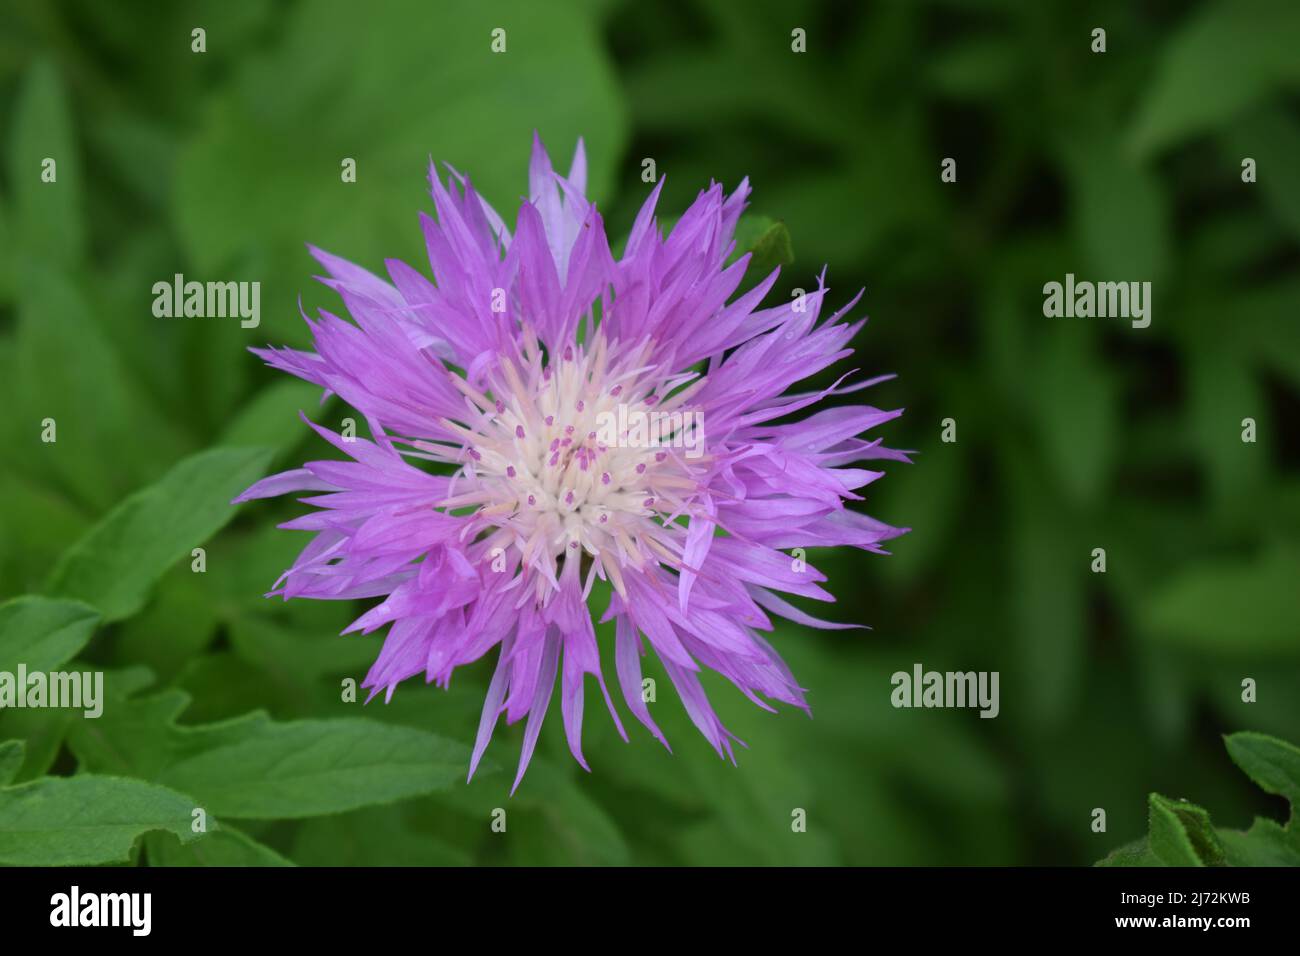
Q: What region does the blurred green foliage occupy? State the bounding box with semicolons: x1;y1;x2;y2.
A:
0;0;1297;865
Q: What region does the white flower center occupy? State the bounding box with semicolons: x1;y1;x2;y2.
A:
429;332;708;598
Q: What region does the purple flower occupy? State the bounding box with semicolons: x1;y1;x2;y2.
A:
236;135;908;790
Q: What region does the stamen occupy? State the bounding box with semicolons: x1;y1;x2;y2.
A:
444;331;701;600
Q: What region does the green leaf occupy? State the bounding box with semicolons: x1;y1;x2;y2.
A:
45;446;274;621
146;825;296;867
1219;819;1300;866
66;674;473;819
206;523;322;615
1140;546;1300;654
1148;794;1225;866
113;568;220;682
1098;732;1300;865
0;595;100;675
157;717;470;819
218;379;332;460
1096;838;1161;867
0;710;73;784
67;683;269;780
1224;732;1300;823
7;57;84;267
733;216;794;286
0;774;199;866
1128;0;1300;158
0;740;24;787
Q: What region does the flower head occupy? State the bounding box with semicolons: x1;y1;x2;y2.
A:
236;135;908;790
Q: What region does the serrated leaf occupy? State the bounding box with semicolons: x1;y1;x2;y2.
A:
0;595;100;674
157;718;470;819
66;676;474;820
0;774;199;866
67;683;271;780
45;446;274;621
1148;793;1225;866
1099;732;1300;866
1224;732;1300;822
1219;819;1300;866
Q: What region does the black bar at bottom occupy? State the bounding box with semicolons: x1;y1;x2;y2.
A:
0;865;1287;940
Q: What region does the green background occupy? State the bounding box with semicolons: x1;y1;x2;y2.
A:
0;0;1298;866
